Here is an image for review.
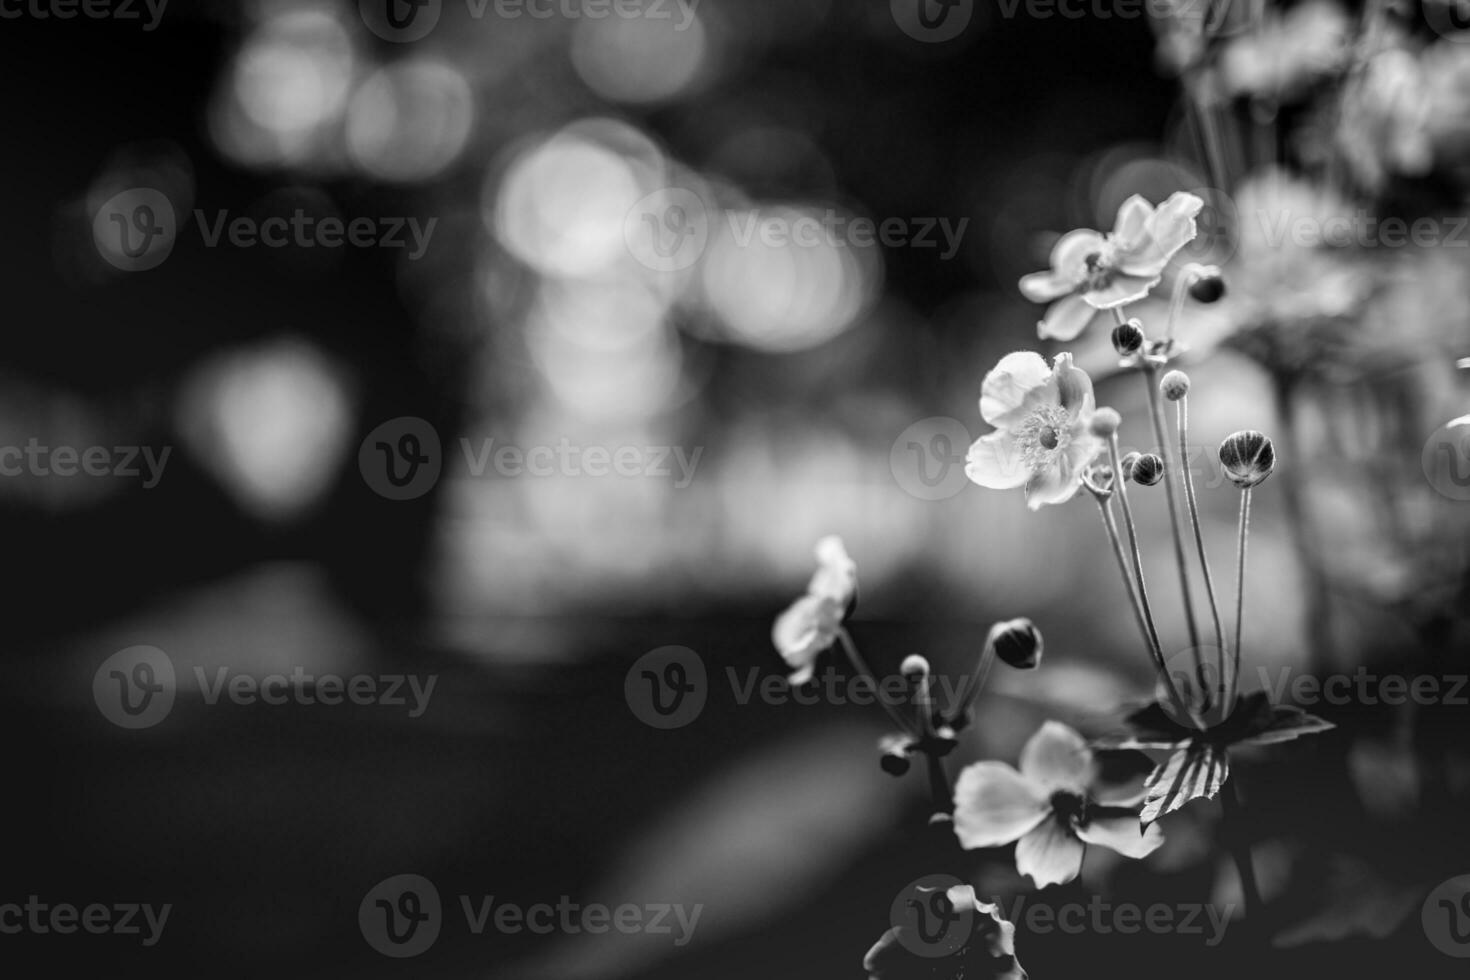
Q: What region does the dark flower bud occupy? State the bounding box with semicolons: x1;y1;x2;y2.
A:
1130;453;1165;486
1219;430;1275;488
989;618;1042;670
1188;268;1226;303
1112;319;1145;356
879;734;914;776
1160;370;1191;401
880;750;911;777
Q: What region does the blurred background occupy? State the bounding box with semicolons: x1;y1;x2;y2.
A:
5;0;1470;976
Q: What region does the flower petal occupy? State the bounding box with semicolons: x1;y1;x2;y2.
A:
1116;191;1203;277
1015;818;1086;888
965;431;1029;490
1111;195;1154;249
979;351;1055;427
1037;294;1098;341
1076;815;1165;859
1020;269;1080;303
808;535;857;605
1052;352;1094;414
1147;191;1205;255
1084;272;1161;309
1019;720;1093;793
952;761;1051;849
1090;768;1148;807
1024;458;1082;510
771;594;840;676
1049;228;1107;273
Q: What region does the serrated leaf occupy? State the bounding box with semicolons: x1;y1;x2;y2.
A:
1238;705;1335;747
1140;743;1229;827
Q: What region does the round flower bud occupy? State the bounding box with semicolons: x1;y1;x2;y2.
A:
880;748;911;776
988;618;1042;670
1160;370;1191;401
1189;268;1226;303
1219;430;1276;489
1089;408;1122;437
1112;320;1145;356
1130;453;1165;486
900;654;930;678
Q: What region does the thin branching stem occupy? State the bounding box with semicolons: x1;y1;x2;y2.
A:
1177;396;1228;709
1228;488;1253;704
837;627;917;736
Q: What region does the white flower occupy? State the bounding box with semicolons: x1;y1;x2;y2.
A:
772;536;857;685
952;722;1164;888
1020;192;1204;341
965;351;1103;510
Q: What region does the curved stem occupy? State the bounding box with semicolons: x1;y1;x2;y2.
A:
1144;363;1203;665
1108;437;1204;728
1220;775;1262;923
1164;265;1202;342
926;752;953;818
1177;396;1228;709
1228;488;1253;704
1093;492;1154;663
837;627;918;736
950;636;996;727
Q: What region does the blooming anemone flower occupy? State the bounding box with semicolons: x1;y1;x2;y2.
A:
952;722;1163;888
772;536;857;685
863;885;1026;980
1020;192;1204;341
964;352;1102;510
